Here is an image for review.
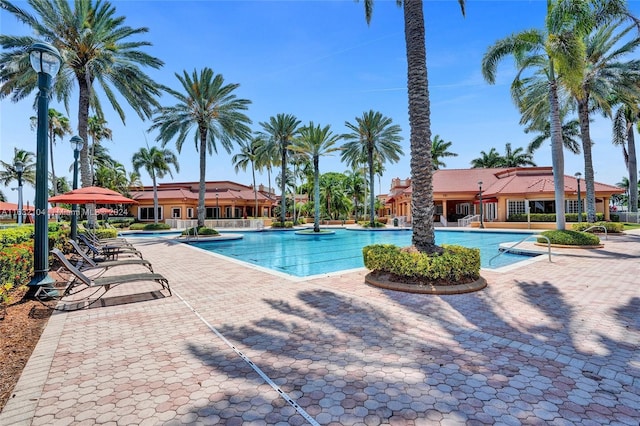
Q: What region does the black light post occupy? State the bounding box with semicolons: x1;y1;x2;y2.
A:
216;193;220;219
478;180;484;229
28;42;62;292
15;161;24;225
575;172;582;224
70;136;84;240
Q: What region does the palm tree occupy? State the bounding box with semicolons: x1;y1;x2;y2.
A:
572;18;640;222
482;1;596;230
359;0;464;251
344;169;366;220
501;143;536;167
132;146;180;224
470;148;503;168
0;190;6;202
232;137;262;217
0;0;164;187
254;134;277;200
258;114;301;225
0;148;36;187
151;68;252;227
30;108;72;196
431;135;458;170
342;110;403;228
613;100;640;214
88;115;113;183
525;117;582;155
291;122;342;232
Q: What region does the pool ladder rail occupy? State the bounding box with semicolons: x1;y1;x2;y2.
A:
489;226;607;266
489;234;552;266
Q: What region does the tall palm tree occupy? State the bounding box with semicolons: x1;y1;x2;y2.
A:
482;1;597;230
613;100;640;214
0;148;36;187
342;110;403;228
0;190;6;202
571;18;640;222
431;134;458;170
470;148;503;168
258;114;301;225
501;143;537;167
151;68;252;227
254;133;277;200
132;146;180;224
291;122;342;232
0;0;164;187
87;115;113;183
232;137;262;217
30;108;72;196
344;169;366;220
359;0;464;251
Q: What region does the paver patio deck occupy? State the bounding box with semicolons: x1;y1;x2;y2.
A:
1;230;639;425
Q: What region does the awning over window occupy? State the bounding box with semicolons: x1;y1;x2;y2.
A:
473;197;498;204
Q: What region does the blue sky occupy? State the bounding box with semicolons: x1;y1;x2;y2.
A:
2;0;639;204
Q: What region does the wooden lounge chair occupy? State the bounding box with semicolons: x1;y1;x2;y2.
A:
77;234;143;260
68;239;154;274
49;248;171;307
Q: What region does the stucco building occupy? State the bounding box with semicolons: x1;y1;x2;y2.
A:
382;167;624;227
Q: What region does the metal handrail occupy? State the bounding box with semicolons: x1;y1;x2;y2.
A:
458;214;479;227
489;234;552;265
581;225;607;240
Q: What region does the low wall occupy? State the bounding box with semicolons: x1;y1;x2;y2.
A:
470;221;557;230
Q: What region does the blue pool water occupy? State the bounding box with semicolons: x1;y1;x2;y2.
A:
189;229;537;277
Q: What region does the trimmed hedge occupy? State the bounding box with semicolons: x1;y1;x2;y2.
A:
0;226;33;250
271;221;294;228
363;244;480;284
129;223;171;231
182;226;219;236
538;230;600;246
508;213;604;222
571;221;623;233
360;221;386;228
0;242;34;294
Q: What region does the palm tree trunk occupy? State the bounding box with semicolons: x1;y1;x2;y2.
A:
548;69;566;230
198;131;207;227
152;174;159;225
627;125;638;213
578;98;596;223
404;0;438;253
280;144;287;224
78;77;92;188
252;164;258;218
314;156;320;232
368;148;376;227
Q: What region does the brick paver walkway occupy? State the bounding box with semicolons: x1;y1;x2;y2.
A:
1;231;639;425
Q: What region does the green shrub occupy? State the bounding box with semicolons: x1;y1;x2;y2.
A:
571;221;623;233
83;228;118;239
129;223;170;231
271;221;294;228
182;226;219;236
359;221;386;228
538;230;600;245
508;213;604;222
363;244;480;284
0;226;34;250
0;242;34;307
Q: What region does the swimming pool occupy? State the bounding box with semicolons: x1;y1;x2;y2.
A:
189;229;537;277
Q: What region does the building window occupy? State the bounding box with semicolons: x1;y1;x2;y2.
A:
507;200;526;217
456;203;471;215
566;199;582;214
171;207;181;218
435;205;443;215
206;207;221;219
187;208;194;219
529;200;555;214
139;206;162;221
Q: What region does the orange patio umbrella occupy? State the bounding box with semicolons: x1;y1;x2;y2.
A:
49;186;138;205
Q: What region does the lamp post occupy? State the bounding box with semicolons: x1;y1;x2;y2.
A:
478;180;484;229
70;136;84;240
216;193;220;219
575;172;582;224
28;41;62;292
15;161;24;225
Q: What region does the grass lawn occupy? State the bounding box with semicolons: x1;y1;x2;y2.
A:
622;222;640;231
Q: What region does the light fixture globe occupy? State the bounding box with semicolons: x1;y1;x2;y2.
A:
14;160;24;173
70;135;84;152
29;42;62;77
